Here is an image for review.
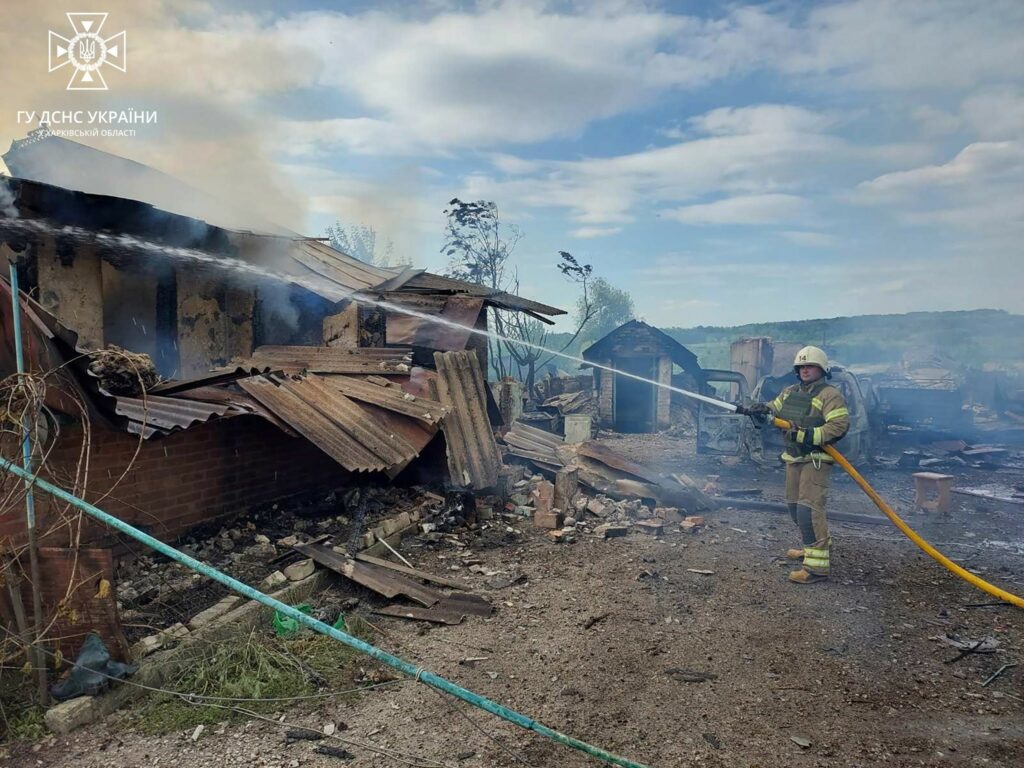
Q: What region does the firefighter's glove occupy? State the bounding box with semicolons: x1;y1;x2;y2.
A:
743;402;771;424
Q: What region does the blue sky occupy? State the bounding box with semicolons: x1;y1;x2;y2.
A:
3;1;1023;329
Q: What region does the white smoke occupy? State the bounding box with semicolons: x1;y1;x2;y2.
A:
0;182;17;218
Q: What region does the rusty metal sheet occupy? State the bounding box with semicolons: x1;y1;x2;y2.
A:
276;374;419;467
289;240;405;296
239;375;384;471
576;441;663;485
148;366;270;395
114;394;239;437
319;375;449;424
373;604;464;625
292;543;443;607
249;345;412;374
163;385;298;436
432;351;501;489
384;295;484;351
399;272;565;319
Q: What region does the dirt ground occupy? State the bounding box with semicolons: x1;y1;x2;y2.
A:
6;435;1024;768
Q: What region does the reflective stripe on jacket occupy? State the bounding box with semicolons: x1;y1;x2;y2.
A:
769;379;850;464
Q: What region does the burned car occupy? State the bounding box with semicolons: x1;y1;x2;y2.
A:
696;365;880;464
749;365;880;465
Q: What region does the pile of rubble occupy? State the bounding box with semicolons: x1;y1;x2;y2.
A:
879;440;1022;471
499;465;706;544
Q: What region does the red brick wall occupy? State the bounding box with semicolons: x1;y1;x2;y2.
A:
0;416;349;549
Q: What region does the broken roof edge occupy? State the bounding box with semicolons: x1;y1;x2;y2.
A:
581;319;702;374
393;272;566;317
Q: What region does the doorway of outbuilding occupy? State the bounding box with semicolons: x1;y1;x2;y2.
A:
614;356;657;433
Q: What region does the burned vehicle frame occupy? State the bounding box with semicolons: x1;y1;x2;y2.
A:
749;365;880;465
696;365;880;465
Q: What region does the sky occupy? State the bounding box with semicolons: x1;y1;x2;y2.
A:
1;0;1022;329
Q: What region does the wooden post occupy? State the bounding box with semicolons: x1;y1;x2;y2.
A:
553;468;579;513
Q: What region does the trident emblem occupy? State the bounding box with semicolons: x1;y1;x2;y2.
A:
48;13;127;91
78;38;97;63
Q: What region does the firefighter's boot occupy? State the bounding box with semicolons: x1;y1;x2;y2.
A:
789;504;829;584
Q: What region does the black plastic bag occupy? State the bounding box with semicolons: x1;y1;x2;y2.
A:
50;632;138;701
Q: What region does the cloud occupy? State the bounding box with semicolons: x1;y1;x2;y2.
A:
571;226;622;239
960;87;1024;141
457;101;912;226
689;105;839;136
780;231;837;247
790;0;1024;91
855;141;1024;237
275;118;427;158
858;142;1024;194
667;193;811;226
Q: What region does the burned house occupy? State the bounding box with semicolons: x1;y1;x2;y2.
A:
0;171;562;657
582;320;704;433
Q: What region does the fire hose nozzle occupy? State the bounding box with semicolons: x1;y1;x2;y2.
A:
736;404;770;424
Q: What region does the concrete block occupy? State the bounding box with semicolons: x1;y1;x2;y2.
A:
283;558;315;582
45;696;96;735
656;507;684;523
162;622;189;641
261;570;288;591
594;523;629;539
534;510;563;530
131;634;165;661
187;595;242;631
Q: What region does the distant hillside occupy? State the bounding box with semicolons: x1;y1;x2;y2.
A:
542;310;1024;373
664;309;1024;370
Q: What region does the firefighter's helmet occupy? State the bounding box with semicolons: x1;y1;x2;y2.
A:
793;346;831;377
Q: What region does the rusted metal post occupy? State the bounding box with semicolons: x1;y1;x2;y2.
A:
8;261;48;705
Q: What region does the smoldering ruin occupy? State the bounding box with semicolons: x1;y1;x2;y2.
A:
1;128;1022;768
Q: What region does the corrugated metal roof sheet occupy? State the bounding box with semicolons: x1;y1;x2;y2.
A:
432;351;502;489
247;345;413;374
114;394;239;438
385;296;484;351
289;240;405;295
398;272;565;319
148;367;270;396
319;375;449;424
238;373;423;473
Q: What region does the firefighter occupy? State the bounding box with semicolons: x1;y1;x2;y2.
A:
751;346;850;583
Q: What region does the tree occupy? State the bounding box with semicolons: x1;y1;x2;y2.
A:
577;277;635;346
441;199;596;392
442;199;520;288
326;221;406;267
502;252;595;394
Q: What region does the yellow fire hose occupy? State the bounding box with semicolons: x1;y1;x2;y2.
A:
771;416;1024;609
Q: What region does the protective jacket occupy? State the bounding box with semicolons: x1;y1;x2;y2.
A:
769;378;849;464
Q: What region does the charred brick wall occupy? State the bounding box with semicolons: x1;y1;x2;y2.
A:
597;363;614;427
656;355;672;429
0;416;348;549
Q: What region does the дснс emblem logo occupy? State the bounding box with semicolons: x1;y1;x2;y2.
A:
48;12;127;91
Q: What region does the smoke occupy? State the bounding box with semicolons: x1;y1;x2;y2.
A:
0;183;17;219
0;1;313;234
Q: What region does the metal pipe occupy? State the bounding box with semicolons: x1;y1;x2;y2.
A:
7;262;47;705
0;458;650;768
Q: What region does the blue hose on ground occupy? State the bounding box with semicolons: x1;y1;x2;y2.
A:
0;458;650;768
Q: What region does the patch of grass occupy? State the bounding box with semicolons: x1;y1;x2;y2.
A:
0;673;46;745
133;618;378;735
0;704;46;745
